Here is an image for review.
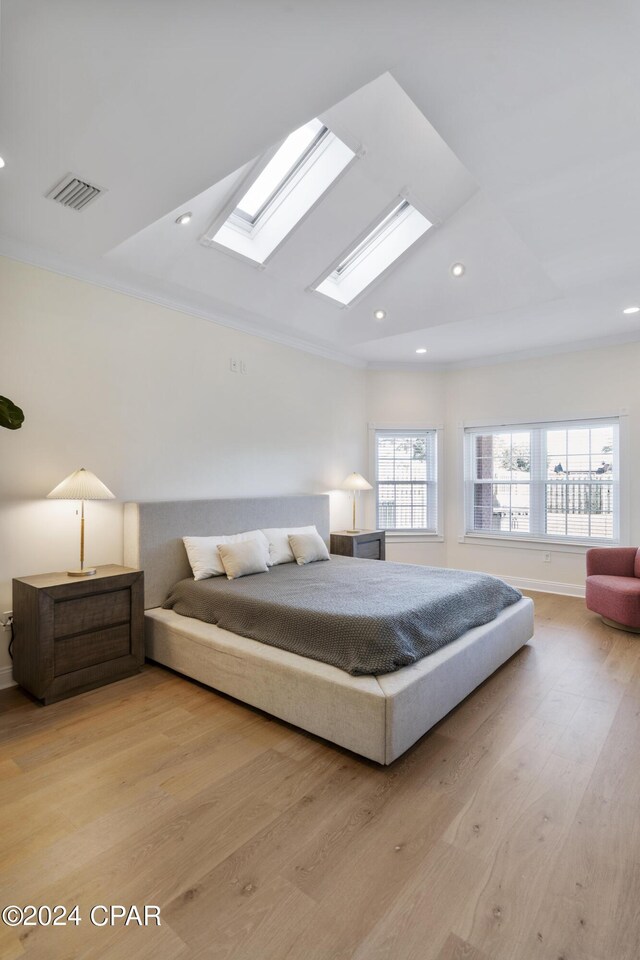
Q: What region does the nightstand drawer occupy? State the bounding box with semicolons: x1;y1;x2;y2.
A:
358;539;383;560
54;624;131;676
330;530;386;561
54;589;131;638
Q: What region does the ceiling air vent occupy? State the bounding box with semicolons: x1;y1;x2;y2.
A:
46;174;104;211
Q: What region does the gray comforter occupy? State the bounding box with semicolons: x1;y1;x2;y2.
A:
162;556;522;676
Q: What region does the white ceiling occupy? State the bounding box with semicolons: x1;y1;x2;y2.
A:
2;0;640;368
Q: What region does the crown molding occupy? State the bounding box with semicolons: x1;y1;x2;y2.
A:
3;234;639;375
366;360;444;373
0;235;366;370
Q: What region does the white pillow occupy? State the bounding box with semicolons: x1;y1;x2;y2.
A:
183;530;270;580
288;532;330;565
217;539;270;580
261;525;319;565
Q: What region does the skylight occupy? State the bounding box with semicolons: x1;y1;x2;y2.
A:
314;199;433;305
203;118;355;264
234;119;327;224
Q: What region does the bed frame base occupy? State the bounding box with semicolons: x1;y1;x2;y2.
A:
145;597;534;765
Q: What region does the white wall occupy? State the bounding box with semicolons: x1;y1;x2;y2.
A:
0;256;367;669
367;343;640;591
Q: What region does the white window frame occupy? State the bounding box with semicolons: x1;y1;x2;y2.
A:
461;415;627;549
370;425;443;540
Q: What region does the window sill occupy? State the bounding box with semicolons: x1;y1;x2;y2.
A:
385;532;444;544
458;533;619;554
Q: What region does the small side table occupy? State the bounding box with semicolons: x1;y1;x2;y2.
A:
12;565;144;704
330;530;386;561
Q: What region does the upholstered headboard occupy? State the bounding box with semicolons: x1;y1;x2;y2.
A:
123;495;331;609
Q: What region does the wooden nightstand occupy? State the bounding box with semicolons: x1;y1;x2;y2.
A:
330;530;386;561
12;565;144;704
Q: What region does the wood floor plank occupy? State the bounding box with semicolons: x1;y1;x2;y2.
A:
6;751;304;957
419;691;541;806
187;874;316;960
0;666;173;746
0;757;21;779
597;630;640;684
533;687;584;726
77;923;191;960
443;715;563;862
281;792;464;959
434;933;489;960
457;753;596;960
551;694;619;765
523;786;640;960
224;879;316;960
11;704;193;772
585;694;640;803
437;671;515;742
627;642;640;695
349;841;489;960
162;755;379;954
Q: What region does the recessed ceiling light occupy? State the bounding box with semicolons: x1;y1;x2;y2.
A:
373;308;386;320
416;348;427;354
450;262;465;278
0;157;5;169
623;305;640;314
175;212;192;225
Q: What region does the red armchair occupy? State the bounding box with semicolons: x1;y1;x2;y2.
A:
586;547;640;632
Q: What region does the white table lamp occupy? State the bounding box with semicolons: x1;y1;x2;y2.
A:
47;467;115;576
342;472;373;533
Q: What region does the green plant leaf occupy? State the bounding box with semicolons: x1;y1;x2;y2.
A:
0;396;25;430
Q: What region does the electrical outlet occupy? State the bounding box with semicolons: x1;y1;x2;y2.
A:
0;610;13;628
542;552;551;563
229;358;239;373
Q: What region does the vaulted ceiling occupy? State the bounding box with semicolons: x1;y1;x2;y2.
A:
2;0;640;367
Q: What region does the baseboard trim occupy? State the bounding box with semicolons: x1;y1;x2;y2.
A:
0;666;17;690
504;576;585;598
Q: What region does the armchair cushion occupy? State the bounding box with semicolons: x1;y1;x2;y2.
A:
585;574;640;629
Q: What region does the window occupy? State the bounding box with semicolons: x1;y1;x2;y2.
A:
375;429;438;532
231;120;328;228
314;199;432;305
203;118;355;264
464;419;619;543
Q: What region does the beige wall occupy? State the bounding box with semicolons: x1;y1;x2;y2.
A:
0;257;367;669
367;342;640;590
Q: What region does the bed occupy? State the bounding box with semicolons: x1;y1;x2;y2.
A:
123;495;534;764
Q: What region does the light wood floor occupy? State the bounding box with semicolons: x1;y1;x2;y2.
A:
1;591;639;960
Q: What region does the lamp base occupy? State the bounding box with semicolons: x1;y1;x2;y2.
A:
346;529;361;534
67;568;97;577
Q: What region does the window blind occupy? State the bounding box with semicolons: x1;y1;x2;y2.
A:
375;429;438;532
464;418;619;543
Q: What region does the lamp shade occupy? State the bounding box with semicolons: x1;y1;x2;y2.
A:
342;472;373;492
47;467;115;501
